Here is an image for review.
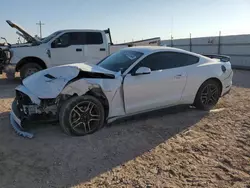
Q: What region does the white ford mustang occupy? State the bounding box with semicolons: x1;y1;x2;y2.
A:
10;46;233;138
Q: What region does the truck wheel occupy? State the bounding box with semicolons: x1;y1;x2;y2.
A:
20;63;42;80
59;95;105;136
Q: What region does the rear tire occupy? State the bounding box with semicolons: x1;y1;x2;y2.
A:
59;95;105;136
194;79;221;110
20;63;42;80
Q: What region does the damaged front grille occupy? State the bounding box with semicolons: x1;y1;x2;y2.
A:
13;91;58;132
16;91;58;119
16;91;36;116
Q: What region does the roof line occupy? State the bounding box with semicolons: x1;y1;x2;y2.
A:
116;37;161;45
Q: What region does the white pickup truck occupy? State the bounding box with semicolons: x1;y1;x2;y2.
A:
0;20;128;79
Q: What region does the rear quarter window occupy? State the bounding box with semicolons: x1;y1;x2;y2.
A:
186;54;199;65
85;32;103;44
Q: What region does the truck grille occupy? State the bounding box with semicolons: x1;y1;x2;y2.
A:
0;49;5;64
0;48;11;73
0;49;9;62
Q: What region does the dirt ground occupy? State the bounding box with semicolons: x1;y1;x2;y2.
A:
0;70;249;188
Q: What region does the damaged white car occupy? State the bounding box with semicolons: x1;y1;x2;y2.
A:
10;46;233;138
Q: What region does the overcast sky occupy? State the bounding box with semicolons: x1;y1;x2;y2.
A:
1;0;250;43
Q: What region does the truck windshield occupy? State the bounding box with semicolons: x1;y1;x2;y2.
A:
98;50;143;73
41;31;62;43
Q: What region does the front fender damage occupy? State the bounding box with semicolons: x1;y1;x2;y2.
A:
61;77;124;117
10;67;123;138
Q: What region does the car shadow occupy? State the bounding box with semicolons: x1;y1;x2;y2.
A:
0;106;208;187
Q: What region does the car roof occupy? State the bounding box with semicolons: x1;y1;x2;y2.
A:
57;29;104;33
122;46;204;57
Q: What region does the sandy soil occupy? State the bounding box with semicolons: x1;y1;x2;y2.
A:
0;70;249;188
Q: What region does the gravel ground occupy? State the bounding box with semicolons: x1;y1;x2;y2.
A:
0;70;249;188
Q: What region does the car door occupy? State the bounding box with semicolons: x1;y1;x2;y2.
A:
123;52;188;114
82;32;108;65
50;32;84;66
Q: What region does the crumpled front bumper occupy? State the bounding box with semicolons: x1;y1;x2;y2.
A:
9;100;34;138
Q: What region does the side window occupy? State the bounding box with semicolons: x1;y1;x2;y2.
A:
185;54;199;65
52;33;70;48
130;52;199;73
85;32;103;44
52;32;84;48
70;32;84;45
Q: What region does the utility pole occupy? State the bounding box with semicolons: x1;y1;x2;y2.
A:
170;16;174;47
36;21;45;38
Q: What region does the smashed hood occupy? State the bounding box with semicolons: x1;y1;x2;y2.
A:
21;63;117;99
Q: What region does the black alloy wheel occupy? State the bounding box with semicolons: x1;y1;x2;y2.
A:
59;95;105;136
194;80;221;110
200;84;219;107
69;101;101;134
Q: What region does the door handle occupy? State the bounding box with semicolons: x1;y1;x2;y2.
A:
76;48;82;52
100;48;106;51
174;74;183;79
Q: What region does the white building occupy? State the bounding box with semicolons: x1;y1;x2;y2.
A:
161;34;250;69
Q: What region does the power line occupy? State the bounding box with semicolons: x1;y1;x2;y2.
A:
36;21;45;38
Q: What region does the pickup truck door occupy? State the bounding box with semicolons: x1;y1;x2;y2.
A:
82;32;108;64
49;32;84;66
123;52;189;114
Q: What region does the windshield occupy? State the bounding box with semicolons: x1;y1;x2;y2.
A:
98;50;143;73
41;31;62;43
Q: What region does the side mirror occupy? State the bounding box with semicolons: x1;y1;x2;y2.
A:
132;67;151;76
51;38;63;48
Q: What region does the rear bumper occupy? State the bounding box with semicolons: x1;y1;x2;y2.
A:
221;87;231;96
221;71;233;96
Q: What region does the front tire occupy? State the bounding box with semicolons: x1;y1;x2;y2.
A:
20;63;42;80
194;80;221;110
59;95;105;136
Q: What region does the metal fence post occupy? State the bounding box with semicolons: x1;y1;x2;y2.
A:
218;31;221;54
189;33;192;52
171;35;173;47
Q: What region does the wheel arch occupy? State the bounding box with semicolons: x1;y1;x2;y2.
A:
194;77;223;103
85;88;109;119
203;77;223;95
61;80;111;119
16;56;47;71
